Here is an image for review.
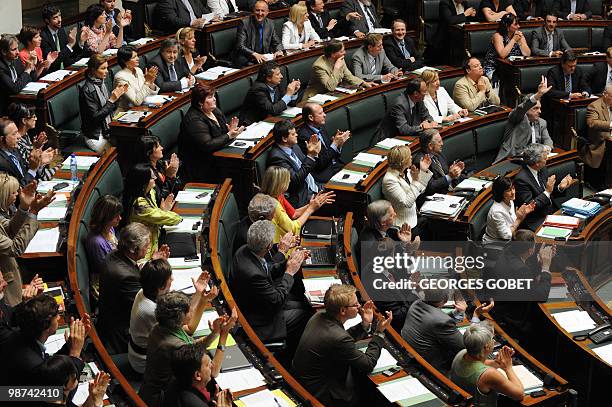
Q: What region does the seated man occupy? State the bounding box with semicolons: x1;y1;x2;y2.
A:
298;103;348;183
358;200;413;245
515;0;557;19
267;120;320;209
556;0;592;20
496;76;554;162
384;19;424;71
453;57;500;112
514;143;575;230
414;130;467;204
40;4;81;73
303;40;370;101
229;220;311;348
582;85;612;189
292;284;392;406
531;14;571;57
100;0;133;42
374;78;438;141
545;51;590;101
239;61;300;126
351;33;401;82
232;1;283;67
589;47;612;95
0;118;44;186
340;0;381;38
307;0;338;40
234;193;278;254
155;0;212;33
478;0;516;21
148;39;194;93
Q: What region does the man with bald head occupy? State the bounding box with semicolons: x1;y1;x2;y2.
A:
233;0;283;67
298;102;349;183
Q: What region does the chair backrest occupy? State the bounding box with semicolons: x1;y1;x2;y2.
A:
383;89;404;110
518;64;554;95
210;27;238;58
590;0;604;16
591;27;605;51
323;107;351;162
350;225;360;273
76;225;91;313
286;55;319;88
48;84;81;131
469;198;494;241
558;27;589;49
574;106;587;135
367;177;383;203
422;0;440;44
273;17;286;39
148;108;182;156
217;192;240;276
254;149;270;187
474;120;507;170
144;2;158;30
440;75;461;96
345;94;386;155
467;30;495;58
216;76;253;119
549;159;580;207
94;160;124;198
82;188;101;227
442;129;475;164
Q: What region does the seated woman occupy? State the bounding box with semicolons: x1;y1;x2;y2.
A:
128;258;172;374
17;25;57;74
178;83;243;182
176;27;207;75
85;194;123;298
7;103;58;180
147;38;195;93
81;4;128;55
421;70;468;123
451;321;524;405
139;135;181;203
260;166;333;242
479;0;516;22
122;163;182;260
482;176;535;245
483;13;530;80
282;2;320;50
79;54;128;152
113;45;159;113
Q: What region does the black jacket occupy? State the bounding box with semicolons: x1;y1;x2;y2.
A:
232;16;282;67
267;144;318;208
382;36;423;72
514;0;559;19
148;53;192;93
413;150;466;206
297;123;344;183
0;148;37;186
340;0;381;35
78;76;117;140
545;64;591;100
155;0;211;33
162;382;211;407
239;81;290;126
589;61;609;95
179;106;231;182
374;92;432;142
0;57;37;115
556;0;592;18
432;0;476;62
308;10;335;39
40;26;81;73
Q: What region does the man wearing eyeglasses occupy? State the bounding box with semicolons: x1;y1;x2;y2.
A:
293;284;392;406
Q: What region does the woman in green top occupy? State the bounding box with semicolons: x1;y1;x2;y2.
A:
122;163;182;260
451;321;524;406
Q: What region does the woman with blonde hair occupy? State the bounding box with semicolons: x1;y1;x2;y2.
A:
0;172;19;218
176;27;207;74
421;69;468;123
282;2;320;50
382;145;432;235
261;166;334;242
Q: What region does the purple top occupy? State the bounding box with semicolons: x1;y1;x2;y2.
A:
85;228;118;274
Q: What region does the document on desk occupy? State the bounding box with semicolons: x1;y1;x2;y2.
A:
36;179;79;193
280;106;303;117
334;36;351;41
455;116;473;123
597;188;612;196
175;190;212;205
20;82;49;94
72;57;90;67
194;309;220;336
170;267;204;294
536;226;572;240
40;69;77;82
129;37;155;46
420;194;464;217
335;86;358;94
116;110;151;123
455;177;492;192
195;66;239;80
330;169;367;185
215;367;266;393
344;313;362;329
552;309;597;333
237;121;275;140
353;152;386;167
362;347;397;373
236;389;295;407
37;206;68;221
591;342;612;367
303;277;342;305
497;365;543;391
25;227;60;253
377;376;432;403
71;382;108;407
229;139;258;149
143;94;175;106
44;329;67;355
168;254;200;269
548;285;569;300
61;155;100;170
165;216;202;234
411;66;440;75
308;94;339;105
374;137;411;150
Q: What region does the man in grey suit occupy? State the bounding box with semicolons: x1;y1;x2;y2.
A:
233;1;283;67
350;33;401;82
374;78;439;142
531;14;571;57
496;76;554;162
400;288;494;374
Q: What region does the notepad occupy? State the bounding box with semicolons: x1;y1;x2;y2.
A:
411;66;440;75
175;190;212;205
61;155;100;171
143;95;175;106
236;389;295;407
308;94;339;104
229;139;258;149
20;82;49;94
375;138;411;149
40;69;76;82
72;57;90;67
215;367;265;392
353;152;385;167
168;254;200;269
497;365;543;391
543;215;580;228
194;309;220;336
170;267;204;294
330;169;367;185
303;277;342;304
44;329;67;355
25;228;60;253
377;376;431;403
116;110;151;123
536;226;572;239
552;309;596;333
129;37;155;46
237;121;275;140
37;206;68;221
335;86;358;94
36;179;79;193
548;285;569;300
592;342;612;367
164;216;202;234
455;177;492;192
420;194;464;217
280;106;302;117
195;66;239;80
367;348;398;373
102;48;118;56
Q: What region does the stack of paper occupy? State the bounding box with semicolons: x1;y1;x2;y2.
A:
40;69;76;82
543;215;580;228
303;277;342;305
143;95;175;107
25;228;60;253
412;66;440;75
374;138;410;150
536;226;572;240
377;376;432;403
229;139;258;149
280;106;302;118
592;342;612;367
334;36;350;41
353;152;385;167
497;365;543;391
552;309;596;333
129;37;155;46
335;86;358;94
263;53;275;61
330;169;367;185
195;309;220;336
455;177;492;192
164;216;202;234
175;190;212;205
237;121;275;140
72;57;90;67
102;48;118;56
195;66;239;80
61;155;100;171
597;188;612;197
168;254;201;269
36;179;79;193
561;198;600;218
236;389;294;407
37;205;68;221
359;347;398;373
420;194;464;217
371;28;392;35
171;267;204;294
308;94;339;104
44;330;67;355
20;82;49;94
215;367;266;392
116;110;150;123
548;285;569;300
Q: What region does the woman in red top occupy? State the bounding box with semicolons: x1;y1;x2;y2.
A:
17;26;57;73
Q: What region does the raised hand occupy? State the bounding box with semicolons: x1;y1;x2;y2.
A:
46;51;59;66
375;311;393;333
558;174;575;191
346;12;362;21
109;82;128;102
32;132;47;149
409;164;420;182
327;19;338;30
477;76;487;93
516;202;535;220
535;75;552;100
214;388;234;407
220;307;238;335
286;79;301;96
166;153;179;177
194;55;207;71
306;134;321;156
18;181;38;210
227;116;244;138
192;271;211;294
30;190;56;215
332;130;350;148
474;299;495;317
209;316;224;333
40;147;56;166
286;248;306;276
333;55;345;71
359;300;374;325
545;174;556;193
152;244;171;260
68;27;77;47
144;66;158;84
104;18;113;33
88;372;111;407
397;223;412;242
278;231;298;254
67;316;86;357
160;193;175;211
420;154;432;171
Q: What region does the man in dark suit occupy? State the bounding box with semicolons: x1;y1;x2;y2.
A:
40;4;81;73
414;130;467;206
97;222;153;355
148;38;194;93
292;284;392;406
514;0;558;19
1;294;86;386
229;220;311;348
589;46;612;94
307;0;338;40
531;14;571;57
0;118;41;186
546;51;591;100
233;1;283;67
297;103;348;183
383;19;423;72
0;36;38;115
239;62;300;126
100;0;134;42
340;0;381;38
431;0;476;63
514;143;575;231
374;79;438;142
267;120;321;208
556;0;592;19
155;0;212;33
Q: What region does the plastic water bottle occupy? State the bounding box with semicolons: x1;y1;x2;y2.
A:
70;154;78;181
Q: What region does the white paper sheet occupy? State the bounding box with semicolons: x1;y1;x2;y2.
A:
171;267;205;294
164;216;202;234
497;365;543;391
20;82;49;94
168;254;201;269
548;286;569;300
420;194;464;216
40;69;76;81
335;86;358;94
44;332;67;355
25;228;60;253
371;28;392;34
308;94;339;104
61;155;100;170
303;278;342;304
344;313;362;330
372;348;398;371
375;138;410;149
334;36;350;41
215;367;266;392
117;110;150;123
36;206;68;221
102;48;118;56
236;121;275;140
238;389;291;407
353;152;385;165
195;309;220;333
377;376;430;402
72;57;90;67
455;177;492;191
592;342;612;366
229;139;258;149
280;107;302;117
143;95;175;105
330;169;367;185
37;179;79;193
175;190;212;205
195;66;239;80
552;309;596;333
71;382;108;407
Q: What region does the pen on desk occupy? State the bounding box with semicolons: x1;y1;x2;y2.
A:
273;397;283;407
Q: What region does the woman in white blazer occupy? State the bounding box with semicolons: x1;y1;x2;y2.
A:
113;45;159;113
207;0;238;16
282;2;320;50
422;69;468;123
382;145;433;232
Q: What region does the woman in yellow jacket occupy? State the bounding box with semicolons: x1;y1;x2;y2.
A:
122;163;181;260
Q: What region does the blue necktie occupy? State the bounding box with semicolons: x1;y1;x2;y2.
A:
399;41;409;58
564;75;572;93
314;128;327;148
290;150;318;193
258;24;264;52
8;153;23;176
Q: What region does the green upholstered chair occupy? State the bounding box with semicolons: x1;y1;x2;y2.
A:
286;55;319;88
323;107;351;162
82;189;101;227
210;27;238;60
76;226;91;313
475;120;506;170
366;176;383;203
518;64;553;95
469;198;494;241
149;108;182;155
467;29;495;59
422;0;440;46
217;192;240;277
440;75;461;96
345;94;386;155
216;76;253;119
383;89;404;109
254;149;270;186
548;159;581;207
442;129;475;165
591;27;605;51
558;27;589;49
94;160;124;198
48;84;84;151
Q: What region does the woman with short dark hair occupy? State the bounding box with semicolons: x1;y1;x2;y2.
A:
482;13;530;79
17;25;57;73
113;45;159;112
139;135;181;202
81;3;129;54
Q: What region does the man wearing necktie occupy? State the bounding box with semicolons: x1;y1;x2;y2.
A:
530;14;571;57
233;1;283;67
560;0;591;20
589;47;612;94
545;51;590;101
307;0;337;40
99;0;133;41
0;118;42;185
40;4;80;73
383;20;424;71
155;0;211;33
0;35;38;115
351;33;401;82
496;76;554;162
298;103;349;183
267;120;321;208
340;0;381;38
147;39;194;92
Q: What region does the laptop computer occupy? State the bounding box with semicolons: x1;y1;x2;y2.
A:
210;345;253;372
303;219;338;266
